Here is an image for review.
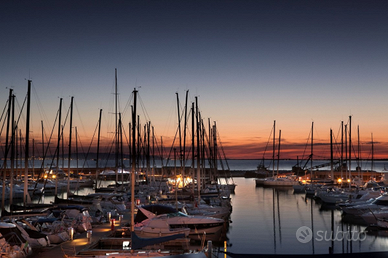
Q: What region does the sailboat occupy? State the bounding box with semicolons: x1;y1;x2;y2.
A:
258;122;298;187
0;222;33;257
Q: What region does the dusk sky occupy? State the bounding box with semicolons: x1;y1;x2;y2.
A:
1;0;388;160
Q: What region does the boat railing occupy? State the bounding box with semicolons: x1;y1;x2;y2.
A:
0;232;26;247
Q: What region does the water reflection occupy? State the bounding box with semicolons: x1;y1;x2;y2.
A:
227;178;388;255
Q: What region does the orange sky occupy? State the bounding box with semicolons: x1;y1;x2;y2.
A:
6;124;384;162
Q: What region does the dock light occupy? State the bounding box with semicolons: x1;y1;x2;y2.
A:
224;241;227;258
87;230;92;243
337;178;342;184
119;214;123;225
347;179;351;183
69;227;74;240
52;174;56;179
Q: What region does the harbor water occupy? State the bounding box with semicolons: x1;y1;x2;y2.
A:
227;177;388;255
223;160;388;255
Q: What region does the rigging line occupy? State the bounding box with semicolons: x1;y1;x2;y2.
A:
300;127;311;162
76;133;90;169
121;122;130;148
261;125;274;162
54;99;71;164
216;130;231;171
102;116;120;170
73;100;87;137
199;119;212;167
122;92;134;119
332;134;339;158
105;82;116;136
164;123;180;167
51;101;72;167
14;94;27;130
0;108;9;153
0;98;8;134
34;106;59;190
161;95;176;137
102;132;116;169
31;82;50;129
138;94;152;123
80;116;99;168
0;98;13;159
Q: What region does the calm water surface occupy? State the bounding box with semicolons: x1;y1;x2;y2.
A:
227;177;388;255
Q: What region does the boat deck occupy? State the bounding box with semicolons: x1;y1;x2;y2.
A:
31;215;126;258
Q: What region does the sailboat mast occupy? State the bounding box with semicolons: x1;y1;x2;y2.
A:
152;125;155;183
371;133;374;176
200;114;205;188
330;129;334;180
32;139;35;179
311;122;314;181
10;93;15;205
348;115;352;189
182;90;189;184
67;96;74;194
357;125;361;179
195;97;201;198
341;121;344;180
272;120;275;178
174;148;178;210
15;127;18;180
24;80;31;204
146;121;151;181
191;102;195;194
213;121;218;182
276;130;281;177
75;126;78;177
96;109;102;171
41;120;44;164
131;88;137;233
2;88;13;211
118;113;123;183
137;115;140;170
160;136;164;180
345;125;347;181
208;118;212;182
176;93;182;181
115;69;118;183
55;98;62;195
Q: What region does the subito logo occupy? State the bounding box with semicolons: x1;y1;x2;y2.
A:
296;226;313;243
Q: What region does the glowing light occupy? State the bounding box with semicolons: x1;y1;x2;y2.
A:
69;227;74;240
337;178;342;183
168;175;193;188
